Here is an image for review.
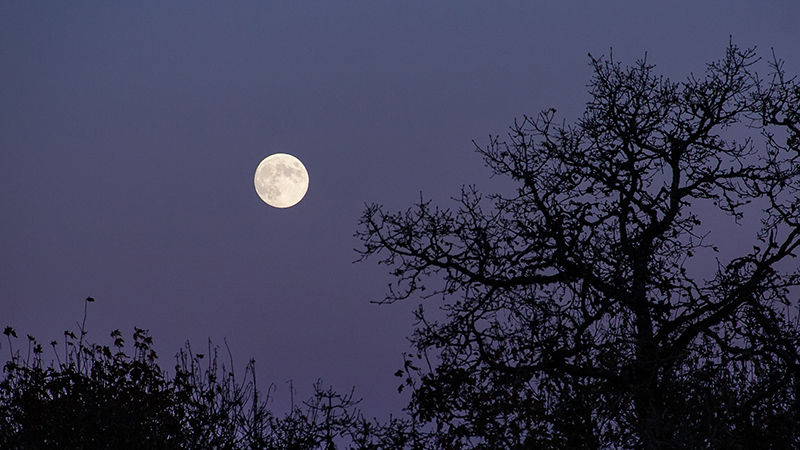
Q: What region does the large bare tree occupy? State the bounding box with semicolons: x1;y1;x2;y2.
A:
358;43;800;449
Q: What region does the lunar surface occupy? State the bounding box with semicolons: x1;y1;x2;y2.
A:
254;153;309;208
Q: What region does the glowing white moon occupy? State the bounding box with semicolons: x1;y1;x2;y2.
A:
254;153;309;208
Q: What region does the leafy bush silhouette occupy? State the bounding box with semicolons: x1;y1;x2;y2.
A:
0;298;418;450
1;301;186;448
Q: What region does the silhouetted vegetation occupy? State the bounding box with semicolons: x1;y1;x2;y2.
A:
4;43;800;450
359;42;800;449
0;298;418;450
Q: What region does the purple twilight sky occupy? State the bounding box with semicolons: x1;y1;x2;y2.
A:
2;2;799;418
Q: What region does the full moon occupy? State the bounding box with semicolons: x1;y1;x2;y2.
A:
254;153;309;208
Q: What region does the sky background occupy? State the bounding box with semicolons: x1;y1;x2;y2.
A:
2;2;799;418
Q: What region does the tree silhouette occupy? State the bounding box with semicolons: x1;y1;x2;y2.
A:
358;43;800;449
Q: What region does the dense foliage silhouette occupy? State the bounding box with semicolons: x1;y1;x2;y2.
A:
358;43;800;449
0;298;414;450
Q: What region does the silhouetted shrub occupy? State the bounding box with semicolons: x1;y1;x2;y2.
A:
0;298;419;450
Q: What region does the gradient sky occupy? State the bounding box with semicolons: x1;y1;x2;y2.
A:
2;2;799;418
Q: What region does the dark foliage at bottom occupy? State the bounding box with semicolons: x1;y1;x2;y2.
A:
0;299;423;450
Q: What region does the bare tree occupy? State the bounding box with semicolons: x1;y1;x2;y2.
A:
358;43;800;449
